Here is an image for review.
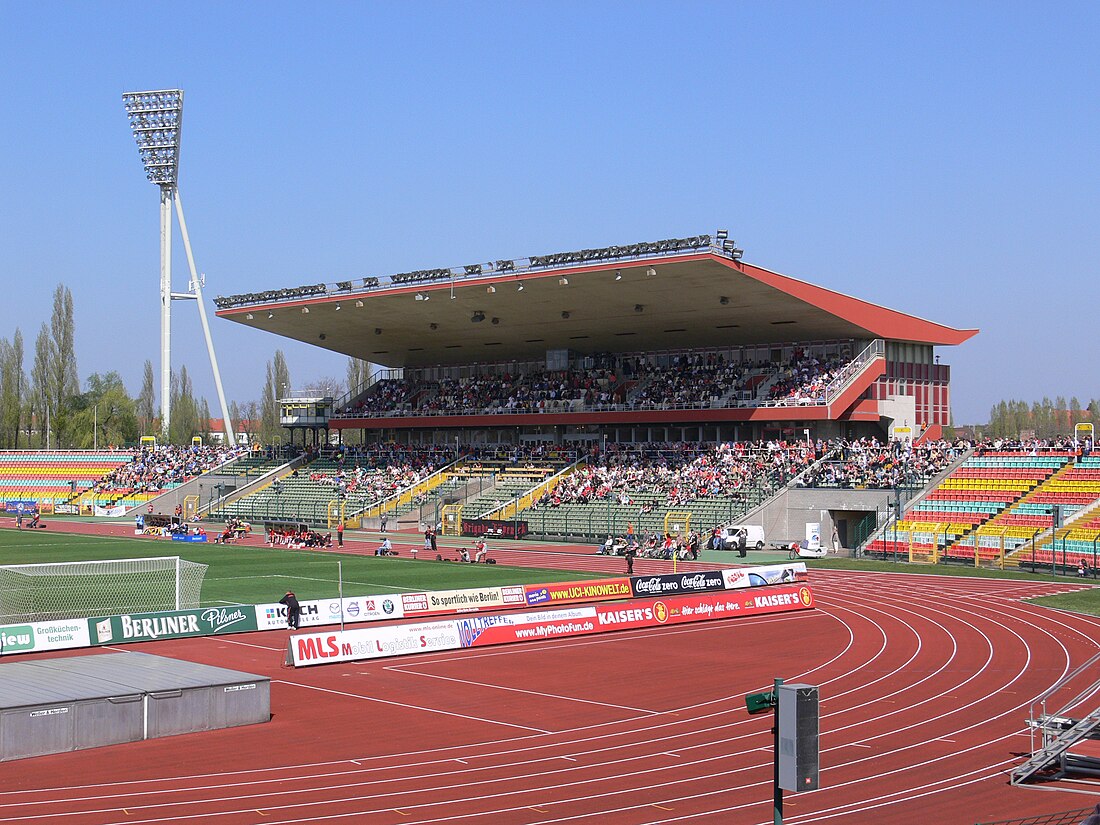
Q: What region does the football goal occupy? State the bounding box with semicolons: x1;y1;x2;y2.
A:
0;556;208;623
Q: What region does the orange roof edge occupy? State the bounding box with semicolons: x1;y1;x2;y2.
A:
728;258;979;346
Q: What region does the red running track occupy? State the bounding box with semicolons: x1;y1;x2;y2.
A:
2;528;1100;823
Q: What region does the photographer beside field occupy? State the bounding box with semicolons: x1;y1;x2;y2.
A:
279;590;301;630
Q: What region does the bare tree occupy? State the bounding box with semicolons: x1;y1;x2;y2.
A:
31;323;51;448
300;375;342;398
0;330;24;447
346;357;372;398
260;350;291;443
48;284;78;446
137;359;156;435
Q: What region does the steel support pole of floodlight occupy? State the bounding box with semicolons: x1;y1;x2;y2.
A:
174;190;235;445
159;186;172;438
124;89;184;441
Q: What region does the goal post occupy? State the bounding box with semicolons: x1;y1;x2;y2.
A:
0;556;207;624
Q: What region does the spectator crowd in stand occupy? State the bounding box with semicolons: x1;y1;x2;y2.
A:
94;444;246;497
536;440;821;510
336;347;859;418
767;350;850;405
795;438;964;489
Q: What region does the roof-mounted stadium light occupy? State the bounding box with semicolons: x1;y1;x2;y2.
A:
122;88;234;447
645;267;657;277
716;229;728;240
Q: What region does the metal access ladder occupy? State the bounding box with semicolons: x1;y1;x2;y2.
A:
1012;650;1100;785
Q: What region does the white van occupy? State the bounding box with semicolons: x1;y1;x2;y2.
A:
719;525;766;553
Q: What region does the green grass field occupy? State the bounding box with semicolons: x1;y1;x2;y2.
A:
0;529;592;610
4;528;1099;619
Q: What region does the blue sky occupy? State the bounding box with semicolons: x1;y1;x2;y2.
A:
0;2;1096;424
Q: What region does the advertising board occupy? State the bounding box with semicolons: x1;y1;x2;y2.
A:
288;584;815;666
89;606;258;644
629;570;727;598
401;585;527;616
254;594;405;631
721;563;806;590
0;619;91;655
524;578;632;607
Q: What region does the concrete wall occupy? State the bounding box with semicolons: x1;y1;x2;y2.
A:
736;487;896;551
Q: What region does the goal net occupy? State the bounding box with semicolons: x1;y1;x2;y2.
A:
0;556;208;623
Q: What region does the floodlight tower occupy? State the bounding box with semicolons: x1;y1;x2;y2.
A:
122;90;234;445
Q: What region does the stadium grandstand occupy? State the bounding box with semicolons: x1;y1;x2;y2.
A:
205;231;1046;551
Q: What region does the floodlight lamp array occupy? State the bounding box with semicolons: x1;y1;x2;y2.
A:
528;235;710;269
214;283;327;309
122;90;184;186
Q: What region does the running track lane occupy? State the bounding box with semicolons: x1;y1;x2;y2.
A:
1;571;1097;824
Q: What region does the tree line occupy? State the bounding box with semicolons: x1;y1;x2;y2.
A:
0;283;374;449
985;397;1100;440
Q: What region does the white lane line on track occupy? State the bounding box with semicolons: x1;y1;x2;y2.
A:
210;638;285;651
6;567;1091;825
383;667;662;715
274;680;550;733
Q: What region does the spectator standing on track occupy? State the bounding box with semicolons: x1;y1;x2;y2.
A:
337;520;344;547
625;545;636;575
279;590;301;630
379;512;388;533
423;526;433;556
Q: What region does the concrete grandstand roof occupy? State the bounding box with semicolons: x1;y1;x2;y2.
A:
215;252;977;368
